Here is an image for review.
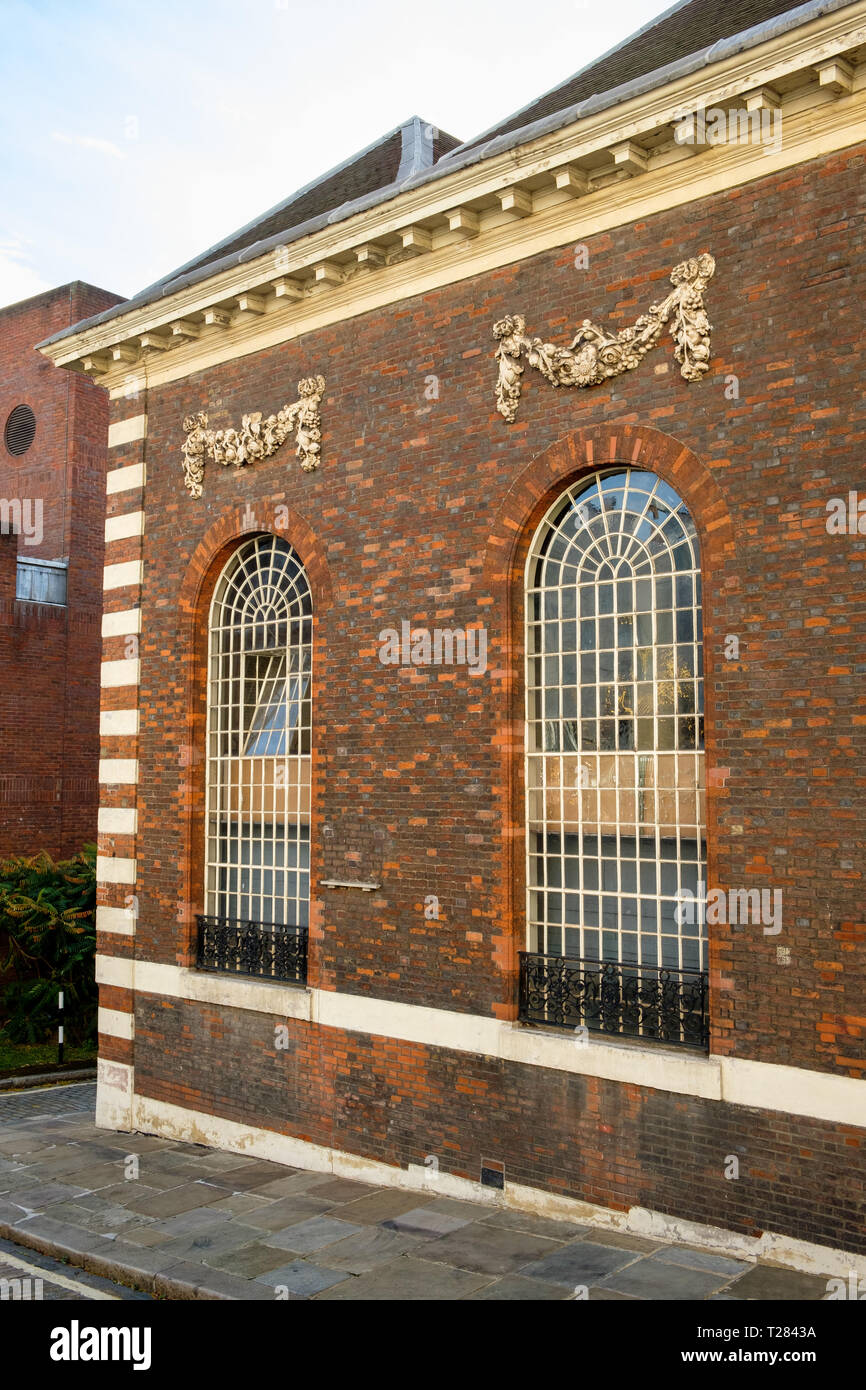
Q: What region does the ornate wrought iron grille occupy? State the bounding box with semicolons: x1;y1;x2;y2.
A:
196;915;308;984
518;951;708;1049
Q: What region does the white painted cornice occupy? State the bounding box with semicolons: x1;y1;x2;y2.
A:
39;4;866;394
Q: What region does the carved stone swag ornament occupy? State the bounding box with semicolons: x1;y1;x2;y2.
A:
181;374;326;497
493;253;715;422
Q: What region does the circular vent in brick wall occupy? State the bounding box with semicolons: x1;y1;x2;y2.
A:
4;403;37;457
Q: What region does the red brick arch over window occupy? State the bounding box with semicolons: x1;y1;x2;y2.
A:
482;423;738;1048
173;503;333;983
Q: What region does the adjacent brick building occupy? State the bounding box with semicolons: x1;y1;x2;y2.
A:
40;0;866;1271
0;282;124;858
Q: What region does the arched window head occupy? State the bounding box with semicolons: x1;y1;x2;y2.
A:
205;534;312;932
525;468;706;1016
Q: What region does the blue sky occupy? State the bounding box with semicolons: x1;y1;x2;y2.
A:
0;0;668;309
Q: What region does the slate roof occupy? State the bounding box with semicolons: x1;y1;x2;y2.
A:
451;0;822;154
39;0;850;350
142;118;462;293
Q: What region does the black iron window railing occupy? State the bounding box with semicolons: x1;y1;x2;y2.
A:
519;951;708;1050
196;915;307;985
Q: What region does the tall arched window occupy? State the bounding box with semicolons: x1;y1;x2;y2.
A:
199;534;312;981
523;468;707;1045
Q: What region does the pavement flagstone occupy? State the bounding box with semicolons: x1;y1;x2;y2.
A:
0;1082;842;1302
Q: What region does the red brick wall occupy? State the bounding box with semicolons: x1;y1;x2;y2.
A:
110;143;865;1250
0;282;123;858
134;994;865;1255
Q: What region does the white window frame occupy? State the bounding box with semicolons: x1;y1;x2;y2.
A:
204;534;312;929
524;467;707;976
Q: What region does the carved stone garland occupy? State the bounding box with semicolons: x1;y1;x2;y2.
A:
493;253;715;422
181;374;325;498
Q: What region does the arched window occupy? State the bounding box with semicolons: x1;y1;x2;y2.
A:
199;534;312;981
522;468;707;1045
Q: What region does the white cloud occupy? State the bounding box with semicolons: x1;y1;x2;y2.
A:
0;239;52;310
51;131;126;160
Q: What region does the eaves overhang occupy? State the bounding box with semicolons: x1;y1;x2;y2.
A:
37;0;866;391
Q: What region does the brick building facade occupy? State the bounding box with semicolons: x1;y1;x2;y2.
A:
40;0;866;1270
0;282;123;858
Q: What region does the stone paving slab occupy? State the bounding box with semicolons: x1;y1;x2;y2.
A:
382;1206;477;1238
204;1240;300;1278
0;1198;37;1225
205;1191;274;1216
131;1151;204;1177
262;1214;364;1254
307;1177;384;1204
10;1152;103;1180
312;1255;493;1301
523;1240;638;1287
247;1171;335;1198
465;1273;575;1300
87;1243;193;1281
0;1170;52;1194
36;1116;90;1130
599;1259;729;1301
580;1228;663;1253
117;1164;206;1191
167;1265;274;1301
650;1246;751;1276
418;1223;565;1276
93;1135;178;1155
151;1206;234;1237
51;1161;132;1191
316;1225;424;1274
479;1208;589;1241
255;1259;349;1297
423;1197;499;1220
195;1152;281;1175
14;1213;127;1256
38;1125;111;1144
242;1193;338;1231
334;1189;428;1225
118;1225;174;1248
48;1194;124;1217
123;1182;227;1218
0;1132;48;1152
91;1182;165;1209
206;1160;298;1192
158;1221;263;1264
43;1201;155;1235
723;1265;833;1301
7;1181;90;1210
0;1081;847;1302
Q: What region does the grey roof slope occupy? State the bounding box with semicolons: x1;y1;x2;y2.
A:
38;0;854;353
140;117;461;295
449;0;825;154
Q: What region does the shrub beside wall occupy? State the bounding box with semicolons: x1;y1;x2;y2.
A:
0;845;96;1044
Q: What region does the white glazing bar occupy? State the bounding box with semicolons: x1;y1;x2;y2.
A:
524;467;707;997
204;536;313;945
